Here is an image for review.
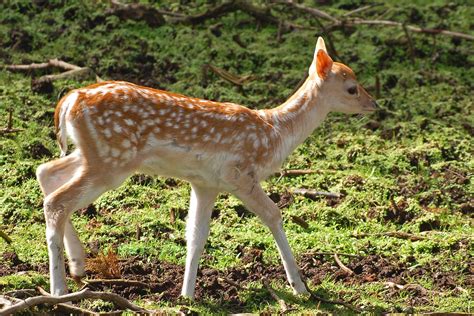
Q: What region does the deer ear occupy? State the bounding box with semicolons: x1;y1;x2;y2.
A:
315;36;327;53
316;49;333;80
309;37;332;78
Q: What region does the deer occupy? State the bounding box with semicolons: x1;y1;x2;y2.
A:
36;37;377;299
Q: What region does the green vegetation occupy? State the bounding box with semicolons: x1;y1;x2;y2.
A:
0;0;472;314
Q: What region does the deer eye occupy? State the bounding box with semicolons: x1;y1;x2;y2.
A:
347;86;357;95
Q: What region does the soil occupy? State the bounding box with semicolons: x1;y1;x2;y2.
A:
1;249;471;311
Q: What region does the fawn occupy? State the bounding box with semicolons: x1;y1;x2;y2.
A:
36;37;377;298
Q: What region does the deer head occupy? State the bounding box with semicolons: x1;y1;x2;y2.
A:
309;37;378;114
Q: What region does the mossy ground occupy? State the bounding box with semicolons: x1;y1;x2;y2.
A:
0;1;472;314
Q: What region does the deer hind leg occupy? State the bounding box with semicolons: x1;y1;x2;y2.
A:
36;150;82;197
181;184;218;298
37;151;87;284
42;164;132;296
233;184;308;295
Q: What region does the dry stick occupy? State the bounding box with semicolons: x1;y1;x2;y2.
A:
171;0;309;30
4;289;37;298
0;230;12;244
291;215;309;229
383;282;444;296
375;74;381;99
301;278;361;312
5;58;103;82
343;3;382;17
353;231;426;242
0;108;23;135
330;19;474;41
389;195;402;213
217;277;262;293
55;302;97;315
205;64;254;86
275;1;474;41
272;0;338;22
275;169;338;178
333;253;354;276
262;277;290;313
292;188;343;199
0;288;149;314
305;251;360;258
36;287;112;315
402;23;416;63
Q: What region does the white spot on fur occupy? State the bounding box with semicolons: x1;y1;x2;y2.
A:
113;123;122;133
103;128;112;138
111;148;120;157
122;139;131;148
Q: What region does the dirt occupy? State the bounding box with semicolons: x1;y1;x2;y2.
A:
1;249;471;310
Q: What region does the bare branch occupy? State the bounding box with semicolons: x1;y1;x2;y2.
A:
333;253;354;276
5;59;103;83
291;215;309;229
343;4;382;17
274;1;474;41
262;277;290;313
292;188;343;199
171;0;310;30
304;251;360;258
0;288;149;314
204;64;255;86
0;230;12;244
274;169;333;177
353;231;427;241
330;19;474;41
301;278;361;312
108;0;165;27
272;0;338;22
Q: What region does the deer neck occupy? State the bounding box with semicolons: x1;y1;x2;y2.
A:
266;77;330;164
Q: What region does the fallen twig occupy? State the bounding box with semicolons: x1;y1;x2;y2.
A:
0;229;12;244
0;108;23;136
304;251;360;258
171;0;310;30
262;277;290;313
301;277;361;312
55;302;97;315
353;231;427;241
204;64;254;86
5;58;103;83
274;169;331;177
275;1;474;41
0;287;149;314
292;188;343;199
272;0;338;22
383;281;444;296
333;253;354;276
329;18;474;41
343;4;382;17
291;215;309;229
108;0;165;27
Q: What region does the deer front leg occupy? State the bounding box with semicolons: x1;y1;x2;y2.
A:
181;184;218;298
234;184;308;295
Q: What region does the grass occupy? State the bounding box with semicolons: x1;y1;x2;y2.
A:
0;0;473;314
